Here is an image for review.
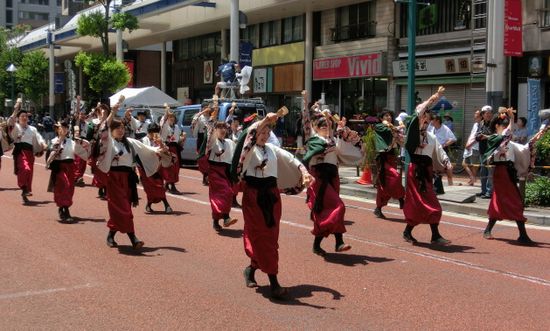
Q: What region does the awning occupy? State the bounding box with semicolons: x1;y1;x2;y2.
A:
395;75;485;85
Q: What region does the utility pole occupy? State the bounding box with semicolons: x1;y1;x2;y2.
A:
486;0;505;110
229;0;239;62
407;0;417;115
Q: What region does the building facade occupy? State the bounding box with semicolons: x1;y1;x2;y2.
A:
1;0;62;29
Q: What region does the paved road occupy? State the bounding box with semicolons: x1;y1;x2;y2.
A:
1;155;550;330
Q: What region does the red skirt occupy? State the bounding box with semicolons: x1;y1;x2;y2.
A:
54;162;75;207
197;155;209;175
208;162;232;220
16;149;34;191
107;170;134;233
138;166;165;204
160;145;180;184
376;154;405;208
307;166;346;237
90;156;108;189
403;162;442;226
488;164;526;222
73;155;87;179
242;182;281;275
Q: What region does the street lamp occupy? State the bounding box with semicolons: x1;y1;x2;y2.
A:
6;63;17;110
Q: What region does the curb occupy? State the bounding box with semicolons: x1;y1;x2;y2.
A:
339;181;550;227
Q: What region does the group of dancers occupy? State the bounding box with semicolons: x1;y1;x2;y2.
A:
1;85;549;300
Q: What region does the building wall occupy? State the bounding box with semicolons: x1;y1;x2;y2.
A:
135;51;161;88
523;0;550;52
1;0;61;29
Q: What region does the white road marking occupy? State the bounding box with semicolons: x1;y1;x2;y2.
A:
0;283;94;300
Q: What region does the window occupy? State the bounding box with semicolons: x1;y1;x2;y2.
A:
260;20;280;47
544;0;550;27
6;10;13;24
21;0;50;5
6;0;13;8
332;2;376;42
174;33;221;62
19;11;49;21
282;15;304;43
242;25;258;48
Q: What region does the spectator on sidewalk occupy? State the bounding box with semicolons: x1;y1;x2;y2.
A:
443;112;455;132
42;114;55;143
462;109;481;186
428;115;456;194
512;116;528;144
475;105;494;199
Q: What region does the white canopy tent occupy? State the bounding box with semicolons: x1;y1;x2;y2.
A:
110;86;180;108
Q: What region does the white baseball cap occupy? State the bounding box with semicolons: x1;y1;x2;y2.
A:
481;105;492;113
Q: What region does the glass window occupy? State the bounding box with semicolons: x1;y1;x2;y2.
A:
7;0;13;8
545;0;550;27
6;10;13;24
242;25;257;48
334;2;375;42
260;20;280;47
293;15;304;41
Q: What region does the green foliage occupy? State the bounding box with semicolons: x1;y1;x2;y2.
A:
535;132;550;162
75;52;129;94
361;126;376;168
77;11;108;40
0;28;24;114
15;51;48;107
111;12;139;32
525;176;550;207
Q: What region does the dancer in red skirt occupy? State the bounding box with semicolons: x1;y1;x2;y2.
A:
71;96;88;187
97;101;167;250
303;111;362;256
7;99;47;203
373;110;405;219
160;106;185;194
46;120;90;222
139;123;173;214
203;112;238;230
87;104;110;199
235;112;313;300
482;107;549;244
403;87;452;244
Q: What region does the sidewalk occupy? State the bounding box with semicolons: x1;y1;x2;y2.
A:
338;166;550;226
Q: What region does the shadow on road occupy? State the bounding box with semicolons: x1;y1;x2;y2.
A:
216;228;243;238
70;217;105;223
323;253;394;266
23;200;51;207
493;238;550;248
378;217;406;224
0;187;19;191
117;245;187;256
255;284;343;309
144;210;190;216
414;242;478;253
343;220;355;226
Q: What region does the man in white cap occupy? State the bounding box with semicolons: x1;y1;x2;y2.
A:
475;105;494;198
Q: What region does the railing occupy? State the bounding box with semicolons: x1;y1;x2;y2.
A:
330;22;377;42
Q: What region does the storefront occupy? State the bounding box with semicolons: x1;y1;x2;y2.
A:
312;52;388;119
392;54;487;144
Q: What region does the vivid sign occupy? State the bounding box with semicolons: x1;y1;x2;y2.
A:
313;53;383;80
504;0;522;57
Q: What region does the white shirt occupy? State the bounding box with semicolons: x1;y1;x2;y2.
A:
208;138;236;164
50;137;89;161
428;123;456;147
111;140;134;167
308;135;338;166
161;122;182;143
11;123;44;146
267;131;280;146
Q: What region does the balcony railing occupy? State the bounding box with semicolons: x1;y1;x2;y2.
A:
331;22;377;42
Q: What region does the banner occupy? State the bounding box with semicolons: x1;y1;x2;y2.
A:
527;78;541;137
54;72;64;94
124;60;134;88
239;41;253;67
504;0;522;57
313;53;383;80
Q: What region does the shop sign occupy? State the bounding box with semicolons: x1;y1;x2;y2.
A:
54;72;64;94
504;0;522;57
527;78;541;136
393;55;475;77
203;60;213;84
254;68;267;93
313;52;384;80
124;60;134;87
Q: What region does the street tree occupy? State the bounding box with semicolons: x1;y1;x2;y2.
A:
15;51;49;109
76;0;138;100
0;25;29;114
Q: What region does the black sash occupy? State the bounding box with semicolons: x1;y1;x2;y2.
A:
311;163;338;214
245;176;278;228
410;154;432;193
